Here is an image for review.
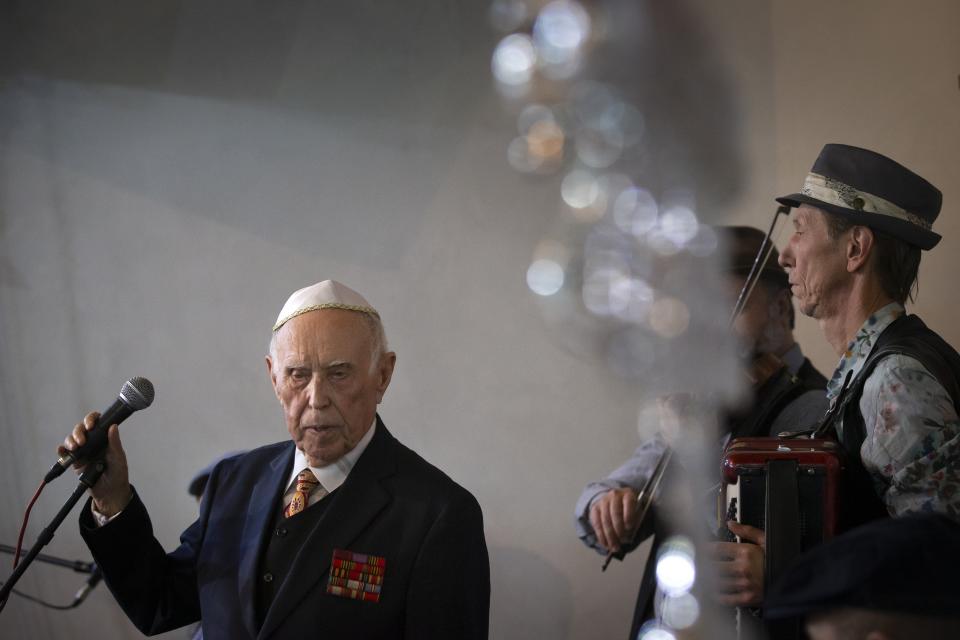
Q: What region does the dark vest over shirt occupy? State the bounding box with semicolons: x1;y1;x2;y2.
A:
254;490;338;629
823;314;960;530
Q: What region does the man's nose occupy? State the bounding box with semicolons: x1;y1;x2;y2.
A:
306;375;331;408
778;243;793;268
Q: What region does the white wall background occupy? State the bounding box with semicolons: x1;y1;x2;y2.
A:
1;1;958;639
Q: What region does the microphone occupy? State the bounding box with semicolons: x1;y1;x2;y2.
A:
44;377;155;483
71;564;103;607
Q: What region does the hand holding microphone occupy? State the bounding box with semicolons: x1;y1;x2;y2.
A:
49;377;154;517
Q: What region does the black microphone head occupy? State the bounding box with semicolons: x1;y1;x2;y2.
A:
118;377;155;411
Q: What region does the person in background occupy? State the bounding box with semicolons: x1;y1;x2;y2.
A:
574;226;830;632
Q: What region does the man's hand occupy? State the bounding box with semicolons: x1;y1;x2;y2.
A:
588;487;640;553
708;521;766;607
59;411;133;518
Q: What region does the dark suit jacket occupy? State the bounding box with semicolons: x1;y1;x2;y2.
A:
80;418;490;639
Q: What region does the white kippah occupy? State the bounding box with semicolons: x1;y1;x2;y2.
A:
273;280;379;332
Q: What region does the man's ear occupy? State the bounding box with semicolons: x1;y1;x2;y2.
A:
265;355;281;400
375;352;397;403
846;225;876;273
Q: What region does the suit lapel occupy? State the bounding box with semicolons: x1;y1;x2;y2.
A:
238;444;293;639
258;419;398;639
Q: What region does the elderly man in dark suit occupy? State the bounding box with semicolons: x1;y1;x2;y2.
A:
61;280;490;639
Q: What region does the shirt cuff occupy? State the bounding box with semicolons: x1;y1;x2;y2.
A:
90;503;123;527
90;491;134;527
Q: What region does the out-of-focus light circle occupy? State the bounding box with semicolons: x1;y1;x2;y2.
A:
649;297;690;339
686;224;719;257
637;623;677;640
534;0;591;61
517;104;555;135
489;0;529;33
646;229;682;256
660;592;700;630
527;120;565;166
561;170;599;210
539;55;582;80
655;536;696;596
660;206;699;246
582;267;624;316
527;259;565;296
613;188;658;237
570;82;622;129
492;34;536;86
507;136;541;173
575;126;624;168
609;277;654;322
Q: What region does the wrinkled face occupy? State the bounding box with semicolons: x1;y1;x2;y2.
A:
778;205;849;319
266;309;395;466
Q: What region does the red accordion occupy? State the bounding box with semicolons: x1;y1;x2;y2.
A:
719;437;844;568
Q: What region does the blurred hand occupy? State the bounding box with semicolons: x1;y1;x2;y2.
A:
589;487;640;553
708;521;766;607
58;411;132;517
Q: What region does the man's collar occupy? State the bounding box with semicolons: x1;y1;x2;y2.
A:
825;302;905;400
286;418;378;493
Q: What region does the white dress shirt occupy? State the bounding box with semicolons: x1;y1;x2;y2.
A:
280;419;377;509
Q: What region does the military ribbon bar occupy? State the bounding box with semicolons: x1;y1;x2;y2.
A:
326;549;387;603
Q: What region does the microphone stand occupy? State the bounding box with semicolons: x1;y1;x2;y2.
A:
0;461;105;614
0;544;96;575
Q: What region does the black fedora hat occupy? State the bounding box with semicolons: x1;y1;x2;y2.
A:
777;144;942;250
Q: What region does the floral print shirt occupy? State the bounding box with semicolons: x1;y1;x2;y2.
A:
827;302;960;519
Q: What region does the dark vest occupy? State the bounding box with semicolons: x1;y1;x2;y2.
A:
254;491;338;629
729;357;828;439
821;314;960;530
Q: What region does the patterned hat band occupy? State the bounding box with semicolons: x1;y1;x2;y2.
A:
273;303;379;332
800;172;932;231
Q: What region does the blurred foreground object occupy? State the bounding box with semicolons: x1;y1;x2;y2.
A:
491;2;765;638
765;514;960;640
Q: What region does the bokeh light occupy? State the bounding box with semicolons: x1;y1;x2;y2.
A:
527;120;565;167
659;206;699;246
527;259;566;296
655;536;696;596
561;169;599;210
660;592;700;630
533;0;591;68
492;33;536;86
636;623;677;640
613;187;658;237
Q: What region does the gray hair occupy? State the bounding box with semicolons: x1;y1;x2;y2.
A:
268;311;389;372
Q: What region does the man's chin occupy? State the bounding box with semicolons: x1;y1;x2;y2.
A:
302;447;345;467
296;430;348;466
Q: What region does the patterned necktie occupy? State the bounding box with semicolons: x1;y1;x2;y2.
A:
284;469;321;518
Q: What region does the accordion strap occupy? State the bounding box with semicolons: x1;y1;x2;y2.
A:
763;459;803;640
